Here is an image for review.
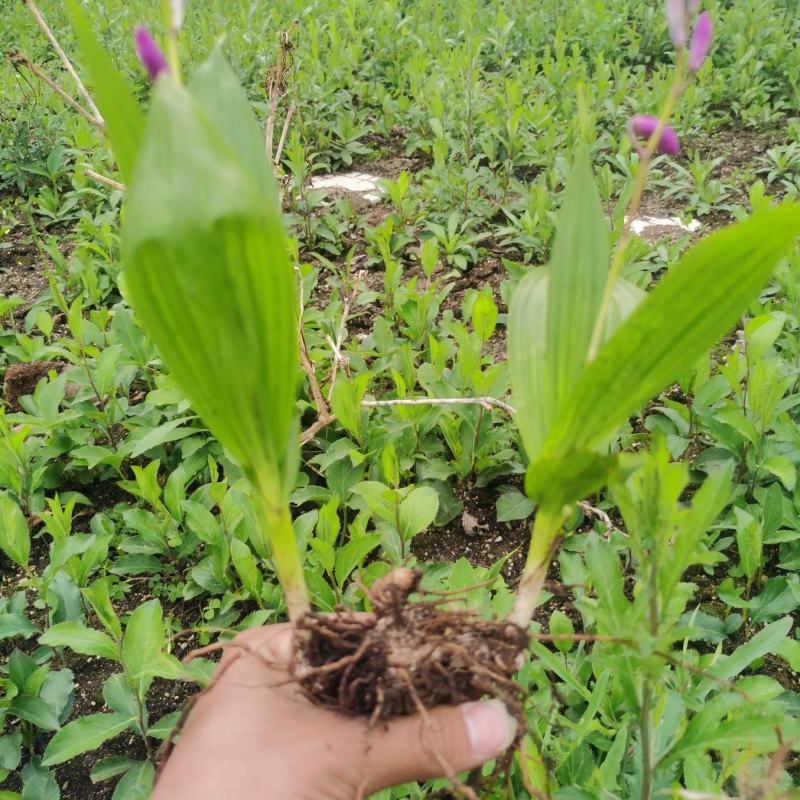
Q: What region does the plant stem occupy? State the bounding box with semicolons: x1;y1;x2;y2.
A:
509;505;567;628
587;52;688;363
257;496;310;622
639;683;653;800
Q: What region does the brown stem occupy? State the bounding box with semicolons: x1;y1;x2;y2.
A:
7;51;104;131
24;0;103;122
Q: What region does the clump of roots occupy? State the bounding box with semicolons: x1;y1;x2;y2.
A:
291;569;528;725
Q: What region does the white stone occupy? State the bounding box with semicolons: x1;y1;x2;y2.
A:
628;215;702;235
310;172;383;203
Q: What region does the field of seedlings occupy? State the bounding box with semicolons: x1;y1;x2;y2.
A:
1;0;800;798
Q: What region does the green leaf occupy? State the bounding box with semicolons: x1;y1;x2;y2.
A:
697;615;793;699
334;534;382;586
509;271;642;461
549;609;575;653
776;638;800;670
90;756;137;783
761;455;796;490
82;579;122;640
545;148;610;434
121;600;164;690
8;697;61;732
330;376;369;441
39;622;118;661
525;450;617;507
148;710;181;741
122;77;297;500
67;0;145;182
546;206;800;461
42;712;134;766
351;482;398;524
0;614;37;641
20;761;58;800
0;493;30;568
496;489;535;523
188;47;273;198
102;674;139;720
111;760;154;800
230;539;263;599
399;487;439;540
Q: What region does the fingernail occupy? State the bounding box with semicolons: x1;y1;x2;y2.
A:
461;700;518;762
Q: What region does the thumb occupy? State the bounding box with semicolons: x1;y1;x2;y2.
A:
363;699;517;794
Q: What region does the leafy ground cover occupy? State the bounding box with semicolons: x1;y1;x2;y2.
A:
1;0;800;798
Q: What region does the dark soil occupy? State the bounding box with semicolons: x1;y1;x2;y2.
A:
2;360;67;410
0;225;49;309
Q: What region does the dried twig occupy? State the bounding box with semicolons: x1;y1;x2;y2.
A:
24;0;103;123
7;51;104;131
577;500;623;539
265;23;297;165
85;169;125;191
326;288;357;401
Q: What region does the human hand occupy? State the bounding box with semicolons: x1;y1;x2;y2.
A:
152;622;518;800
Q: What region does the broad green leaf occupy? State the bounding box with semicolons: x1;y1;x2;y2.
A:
334;534;382;586
0;494;30;568
82;579;122;640
111;760;154;800
399;487;439;540
42;712;134;766
39;622;118;661
761;455;796;490
549;610;575;653
122;78;297;500
330;376;368;441
351;482;398;524
67;1;145;182
509;272;643;460
496;490;534;523
545;147;609;435
696;615;792;700
546;206;800;462
20;761;58;800
8;697;60;732
189;47;273;198
230;539;263;598
90;756;137;783
121;600;164;690
148;710;181;740
0;614;37;641
102;675;139;720
776;638;800;670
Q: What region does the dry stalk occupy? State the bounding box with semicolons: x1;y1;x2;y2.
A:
24;0;103;123
85;169;125;191
265;22;298;165
7;50;104;131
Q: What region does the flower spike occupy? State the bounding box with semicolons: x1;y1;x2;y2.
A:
134;25;169;82
688;11;713;72
665;0;688;48
628;115;681;156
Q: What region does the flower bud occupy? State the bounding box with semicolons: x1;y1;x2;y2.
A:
628;115;681;156
665;0;688;48
688;11;713;71
134;25;169;82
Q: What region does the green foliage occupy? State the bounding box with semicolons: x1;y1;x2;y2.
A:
0;0;799;797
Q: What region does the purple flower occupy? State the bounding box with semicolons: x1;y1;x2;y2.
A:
134;25;169;82
665;0;688;48
688;11;713;71
629;115;681;156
